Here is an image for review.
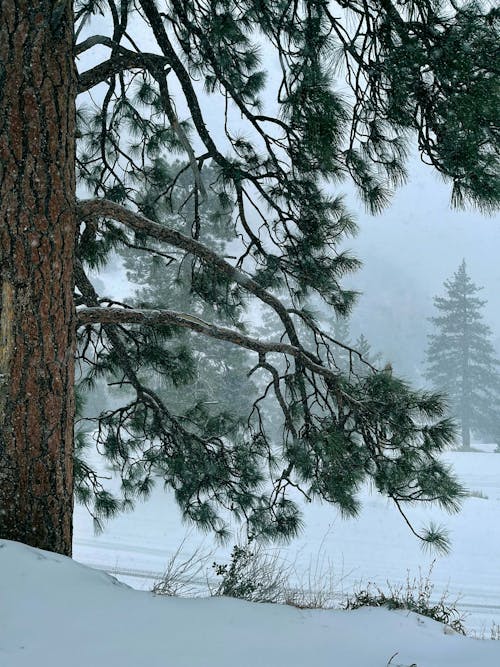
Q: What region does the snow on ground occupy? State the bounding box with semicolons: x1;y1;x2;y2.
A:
74;451;500;635
1;538;499;667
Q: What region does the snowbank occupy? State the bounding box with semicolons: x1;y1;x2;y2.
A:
1;539;499;667
74;451;500;632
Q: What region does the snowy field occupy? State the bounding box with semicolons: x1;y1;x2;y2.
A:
73;449;500;636
3;538;500;667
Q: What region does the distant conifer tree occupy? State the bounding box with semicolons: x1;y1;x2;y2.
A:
118;163;257;435
353;334;382;376
426;261;500;450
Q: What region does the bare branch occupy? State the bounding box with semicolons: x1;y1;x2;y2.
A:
75;34;115;56
78;50;169;93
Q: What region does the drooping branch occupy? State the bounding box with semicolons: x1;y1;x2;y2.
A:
137;0;223;162
75;261;153;397
154;71;206;199
77;196;314;430
137;0;292;219
77;306;342;384
77;34;202;198
76;198;306;355
75;261;225;444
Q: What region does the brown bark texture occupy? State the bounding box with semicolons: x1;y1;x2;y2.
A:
0;1;76;555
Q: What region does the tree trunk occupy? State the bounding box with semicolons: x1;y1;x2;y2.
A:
460;373;472;451
0;1;76;555
461;419;471;452
459;299;472;452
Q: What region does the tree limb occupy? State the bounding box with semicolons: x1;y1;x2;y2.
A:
76;198;308;357
77;305;342;383
78;50;169;93
75;34;115;56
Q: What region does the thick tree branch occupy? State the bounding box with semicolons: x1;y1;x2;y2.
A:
76;198;308;357
78;49;169;93
75;34;115;56
77;306;341;383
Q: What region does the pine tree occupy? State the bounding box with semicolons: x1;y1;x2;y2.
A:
425;261;500;451
330;316;353;371
320;317;381;376
352;334;382;376
117;163;257;435
1;0;499;555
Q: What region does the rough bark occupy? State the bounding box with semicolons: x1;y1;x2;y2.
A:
0;1;76;555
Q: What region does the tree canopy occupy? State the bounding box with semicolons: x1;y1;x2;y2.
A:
1;0;499;554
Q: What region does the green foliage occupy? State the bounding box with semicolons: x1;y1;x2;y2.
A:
344;564;467;635
346;1;500;211
302;374;462;552
74;390;122;532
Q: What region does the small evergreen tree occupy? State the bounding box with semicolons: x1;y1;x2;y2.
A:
425;261;500;450
352;334;382;376
119;163;257;434
327;319;382;376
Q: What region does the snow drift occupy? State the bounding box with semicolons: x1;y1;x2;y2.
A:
1;539;499;667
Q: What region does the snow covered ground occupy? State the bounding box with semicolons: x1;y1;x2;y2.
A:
73;450;500;636
2;538;500;667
